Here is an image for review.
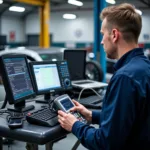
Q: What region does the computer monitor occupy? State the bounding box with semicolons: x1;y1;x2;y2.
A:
0;35;6;45
29;61;62;95
64;50;86;81
0;55;35;112
29;60;72;102
0;35;7;51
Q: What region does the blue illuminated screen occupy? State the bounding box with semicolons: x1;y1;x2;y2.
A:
33;64;61;92
60;98;74;111
4;58;34;101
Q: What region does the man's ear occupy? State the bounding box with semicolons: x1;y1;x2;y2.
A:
112;29;119;43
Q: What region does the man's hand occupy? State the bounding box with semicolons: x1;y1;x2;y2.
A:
71;100;92;122
58;110;78;131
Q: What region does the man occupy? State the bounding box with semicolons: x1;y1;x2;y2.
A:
58;3;150;150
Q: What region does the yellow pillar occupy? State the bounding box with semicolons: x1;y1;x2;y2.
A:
39;0;50;48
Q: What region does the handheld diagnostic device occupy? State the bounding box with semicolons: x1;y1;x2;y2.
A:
54;94;87;123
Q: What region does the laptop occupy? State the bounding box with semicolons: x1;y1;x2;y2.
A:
64;49;108;89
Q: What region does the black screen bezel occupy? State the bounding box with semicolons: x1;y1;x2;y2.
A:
63;49;87;80
29;61;63;95
0;54;35;105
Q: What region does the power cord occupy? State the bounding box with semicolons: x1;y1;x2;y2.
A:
47;94;60;113
78;87;103;101
1;96;7;109
47;99;56;112
0;110;25;122
0;110;13;123
0;110;11;115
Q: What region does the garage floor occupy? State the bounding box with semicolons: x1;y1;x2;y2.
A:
3;133;87;150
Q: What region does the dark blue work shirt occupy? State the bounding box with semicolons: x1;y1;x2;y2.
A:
72;48;150;150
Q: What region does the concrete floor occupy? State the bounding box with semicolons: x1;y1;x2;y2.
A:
3;133;88;150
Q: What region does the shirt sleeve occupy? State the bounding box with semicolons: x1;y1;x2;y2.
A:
72;75;138;150
92;111;101;124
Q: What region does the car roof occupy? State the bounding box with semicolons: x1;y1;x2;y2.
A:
26;46;66;54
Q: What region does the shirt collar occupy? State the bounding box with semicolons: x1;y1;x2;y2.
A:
114;48;144;71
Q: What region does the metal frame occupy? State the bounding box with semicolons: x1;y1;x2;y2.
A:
13;0;50;48
140;0;150;7
93;0;106;82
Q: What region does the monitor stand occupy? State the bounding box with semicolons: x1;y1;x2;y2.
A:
35;93;50;104
35;93;57;104
7;100;35;112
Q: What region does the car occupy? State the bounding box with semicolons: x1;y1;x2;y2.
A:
28;47;104;81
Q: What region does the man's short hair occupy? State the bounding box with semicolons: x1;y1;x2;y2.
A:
100;3;142;43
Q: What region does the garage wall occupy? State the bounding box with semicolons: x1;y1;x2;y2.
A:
25;10;94;43
25;11;150;44
1;10;150;45
139;13;150;43
1;16;25;42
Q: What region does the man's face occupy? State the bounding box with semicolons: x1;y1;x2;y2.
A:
101;18;117;59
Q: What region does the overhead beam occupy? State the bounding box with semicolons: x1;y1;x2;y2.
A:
140;0;150;7
22;6;37;19
0;4;13;16
13;0;44;6
0;1;17;16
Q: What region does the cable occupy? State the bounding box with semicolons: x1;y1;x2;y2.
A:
48;99;55;112
0;110;25;121
1;96;7;109
0;110;11;115
78;87;103;101
47;94;59;113
0;110;12;122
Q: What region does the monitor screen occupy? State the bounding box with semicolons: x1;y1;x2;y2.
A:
31;62;61;94
0;55;35;106
0;35;6;45
64;50;86;81
60;98;74;111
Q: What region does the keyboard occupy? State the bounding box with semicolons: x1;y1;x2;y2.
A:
26;107;58;127
76;95;103;109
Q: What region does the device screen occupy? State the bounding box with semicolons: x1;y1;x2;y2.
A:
33;64;61;91
4;58;34;101
64;50;86;80
60;98;74;111
9;118;22;124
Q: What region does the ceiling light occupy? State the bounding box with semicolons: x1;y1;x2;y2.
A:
135;9;142;15
68;0;83;6
106;0;116;4
0;0;3;4
9;6;25;12
63;14;77;20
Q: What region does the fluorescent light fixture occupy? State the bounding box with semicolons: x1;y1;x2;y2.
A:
63;14;77;19
135;9;142;15
106;0;116;4
68;0;83;6
9;6;25;12
0;0;3;4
